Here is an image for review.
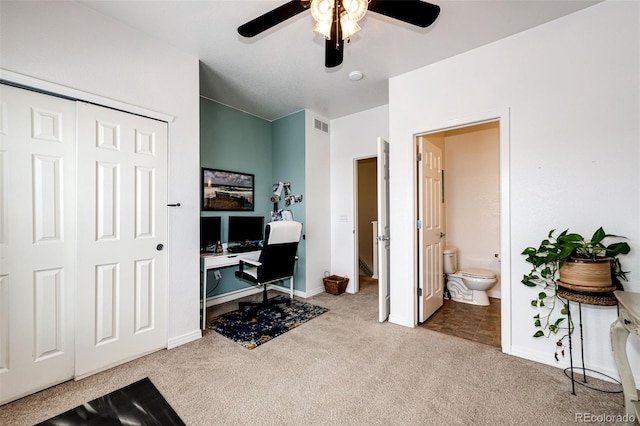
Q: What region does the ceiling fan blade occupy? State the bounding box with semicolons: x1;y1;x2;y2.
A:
238;0;310;38
325;16;344;68
325;38;344;68
368;0;440;28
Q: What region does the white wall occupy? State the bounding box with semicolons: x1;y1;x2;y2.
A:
443;124;501;297
330;105;389;292
389;0;639;378
0;1;201;346
305;110;332;296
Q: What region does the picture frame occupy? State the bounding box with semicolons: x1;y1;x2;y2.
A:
202;168;255;211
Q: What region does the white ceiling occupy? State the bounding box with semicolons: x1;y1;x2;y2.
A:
79;0;599;121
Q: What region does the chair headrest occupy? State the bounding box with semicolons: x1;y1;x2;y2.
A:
266;221;302;244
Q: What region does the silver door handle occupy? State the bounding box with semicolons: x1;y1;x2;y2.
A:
377;235;390;241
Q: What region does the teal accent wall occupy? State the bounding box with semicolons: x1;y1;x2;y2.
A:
200;98;306;298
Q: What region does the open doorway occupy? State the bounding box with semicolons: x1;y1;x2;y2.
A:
417;121;502;348
354;156;378;294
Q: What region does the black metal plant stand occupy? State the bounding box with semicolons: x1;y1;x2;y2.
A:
558;286;623;395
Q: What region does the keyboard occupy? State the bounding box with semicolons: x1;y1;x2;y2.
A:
227;245;260;253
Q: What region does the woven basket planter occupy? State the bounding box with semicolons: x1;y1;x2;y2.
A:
559;257;613;288
323;275;349;295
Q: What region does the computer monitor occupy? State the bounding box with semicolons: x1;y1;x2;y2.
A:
200;216;222;253
228;216;264;244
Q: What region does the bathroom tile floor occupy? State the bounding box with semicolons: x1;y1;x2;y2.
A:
421;297;501;348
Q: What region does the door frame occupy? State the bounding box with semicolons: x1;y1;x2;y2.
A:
414;108;512;354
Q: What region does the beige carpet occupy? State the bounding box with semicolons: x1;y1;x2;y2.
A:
0;277;628;425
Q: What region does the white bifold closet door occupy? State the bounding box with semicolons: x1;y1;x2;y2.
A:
0;85;168;404
75;102;167;378
0;85;77;404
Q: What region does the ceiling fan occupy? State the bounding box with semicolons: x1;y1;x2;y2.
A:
238;0;440;68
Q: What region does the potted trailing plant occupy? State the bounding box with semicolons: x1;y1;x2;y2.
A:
521;227;630;361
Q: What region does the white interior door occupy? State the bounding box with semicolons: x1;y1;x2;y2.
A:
418;137;444;322
75;102;167;378
0;85;76;403
377;138;390;323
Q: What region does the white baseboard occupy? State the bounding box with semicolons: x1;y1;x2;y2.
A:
487;289;501;299
205;287;263;307
510;345;640;385
305;285;327;298
205;284;309;307
167;329;202;349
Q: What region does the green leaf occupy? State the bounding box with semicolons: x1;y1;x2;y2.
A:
558;245;576;258
560;307;568;315
534;319;541;327
531;300;538;307
561;233;584;243
533;331;544;338
607;242;631;257
521;276;536;287
591;227;606;244
538;292;547;299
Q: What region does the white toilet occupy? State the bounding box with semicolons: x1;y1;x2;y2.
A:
443;247;496;306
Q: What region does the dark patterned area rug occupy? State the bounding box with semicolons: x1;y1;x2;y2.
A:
209;297;329;349
36;377;185;425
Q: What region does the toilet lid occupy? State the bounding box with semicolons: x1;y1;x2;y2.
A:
461;268;496;279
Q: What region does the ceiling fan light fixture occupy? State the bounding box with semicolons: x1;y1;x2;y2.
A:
343;0;368;22
238;0;441;69
313;19;333;39
311;0;334;22
339;12;361;39
312;0;367;40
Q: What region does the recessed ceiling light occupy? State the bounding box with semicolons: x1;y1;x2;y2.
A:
348;70;364;81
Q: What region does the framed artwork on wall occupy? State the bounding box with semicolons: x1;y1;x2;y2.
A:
202;168;255;211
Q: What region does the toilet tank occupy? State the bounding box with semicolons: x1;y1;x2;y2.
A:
443;247;457;274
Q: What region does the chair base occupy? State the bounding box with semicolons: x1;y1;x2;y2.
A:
238;285;291;317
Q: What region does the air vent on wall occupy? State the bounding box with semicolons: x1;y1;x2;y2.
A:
314;117;329;134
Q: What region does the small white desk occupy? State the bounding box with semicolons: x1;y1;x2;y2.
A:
200;250;260;330
611;291;640;425
200;250;295;330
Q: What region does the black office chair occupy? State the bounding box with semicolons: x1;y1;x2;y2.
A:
236;221;302;315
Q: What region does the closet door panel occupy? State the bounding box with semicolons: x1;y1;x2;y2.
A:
75;102;167;378
0;85;76;405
